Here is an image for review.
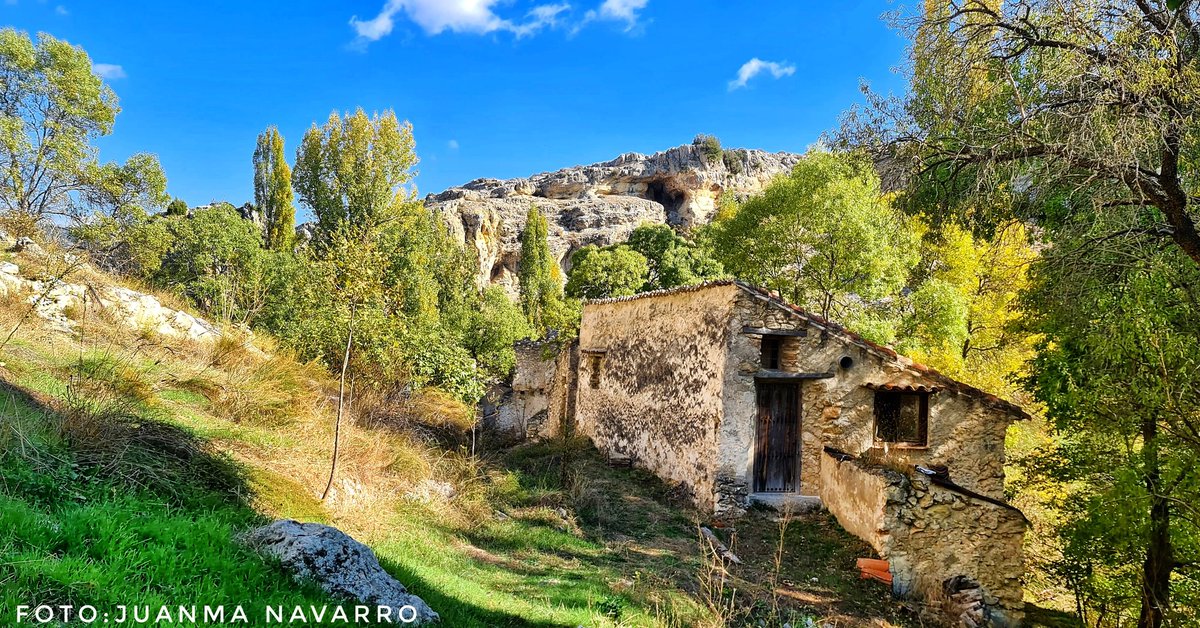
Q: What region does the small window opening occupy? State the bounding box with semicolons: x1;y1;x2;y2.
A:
761;336;783;370
588;354;603;388
874;391;928;446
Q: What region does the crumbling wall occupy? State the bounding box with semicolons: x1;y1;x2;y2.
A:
494;341;559;439
819;452;1026;627
887;473;1026;625
575;284;739;512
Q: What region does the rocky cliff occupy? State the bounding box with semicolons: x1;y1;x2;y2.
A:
428;143;801;293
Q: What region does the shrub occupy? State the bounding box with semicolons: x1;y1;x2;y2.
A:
693;134;722;165
722;148;746;175
165;197;188;217
156;205;274;323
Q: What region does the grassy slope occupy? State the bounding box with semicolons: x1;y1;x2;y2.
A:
0;253;912;627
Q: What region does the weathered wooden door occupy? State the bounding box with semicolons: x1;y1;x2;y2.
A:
753;383;800;493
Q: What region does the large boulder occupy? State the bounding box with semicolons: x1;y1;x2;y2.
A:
242;520;438;624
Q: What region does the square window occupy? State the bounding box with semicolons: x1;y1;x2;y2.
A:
874;391;928;446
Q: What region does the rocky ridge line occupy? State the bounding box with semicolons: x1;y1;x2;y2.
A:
428;142;801;293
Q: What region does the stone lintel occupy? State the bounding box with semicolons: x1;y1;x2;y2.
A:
742;326;808;337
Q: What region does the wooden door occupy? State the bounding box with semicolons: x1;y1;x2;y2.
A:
753;382;800;493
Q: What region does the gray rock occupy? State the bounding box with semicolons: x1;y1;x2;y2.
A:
12;237;45;256
428;143;801;295
243;520;438;624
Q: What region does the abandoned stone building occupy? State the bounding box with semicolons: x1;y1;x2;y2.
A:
493;280;1029;626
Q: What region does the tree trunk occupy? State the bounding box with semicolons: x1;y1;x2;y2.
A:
1138;416;1173;628
320;318;354;501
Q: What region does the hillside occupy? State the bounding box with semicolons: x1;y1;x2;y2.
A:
0;237;918;627
429;142;800;293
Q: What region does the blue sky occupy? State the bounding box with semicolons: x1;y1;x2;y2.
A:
3;1;910;208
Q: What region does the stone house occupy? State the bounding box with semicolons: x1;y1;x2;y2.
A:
498;281;1029;626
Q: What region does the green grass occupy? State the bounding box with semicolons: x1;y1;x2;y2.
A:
0;285;916;627
0;392;345;627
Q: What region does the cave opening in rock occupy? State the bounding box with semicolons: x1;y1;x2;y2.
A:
645;180;686;224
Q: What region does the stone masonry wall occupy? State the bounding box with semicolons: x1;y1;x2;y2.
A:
719;289;1015;505
494;341;571;440
575;284;739;512
820;452;1026;626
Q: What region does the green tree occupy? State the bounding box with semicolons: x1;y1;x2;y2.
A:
165;197;188;217
0;29;119;222
565;245;650;300
1023;209;1200;627
253;126;296;250
293;109;418;241
82;153;168;218
705;150;919;333
517;204;567;333
626;223;723;290
71;154;171;278
847;3;1200;624
71;209;174;278
850;0;1200;268
463;286;533;379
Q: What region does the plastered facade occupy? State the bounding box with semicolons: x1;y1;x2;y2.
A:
573;283;739;512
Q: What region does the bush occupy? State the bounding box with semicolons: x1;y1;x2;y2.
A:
165;197;188;217
722;148;746;175
693;134;722;165
156;205;274;323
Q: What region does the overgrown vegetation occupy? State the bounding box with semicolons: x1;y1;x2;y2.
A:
843;1;1200;625
565;223;725;300
0;258;914;626
4;7;1188;624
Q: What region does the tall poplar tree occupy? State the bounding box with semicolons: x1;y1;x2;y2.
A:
517;204;565;333
292;109;417;240
252;126;295;250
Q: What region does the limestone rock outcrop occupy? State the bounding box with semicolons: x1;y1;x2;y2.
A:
243;520;439;624
0;258;219;341
428;143;800;293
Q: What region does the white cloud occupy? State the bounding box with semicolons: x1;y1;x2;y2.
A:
576;0;647;33
54;4;67;15
511;3;569;37
447;139;460;150
92;63;126;80
728;58;795;91
350;0;570;44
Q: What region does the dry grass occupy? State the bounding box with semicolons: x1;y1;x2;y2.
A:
0;249;927;628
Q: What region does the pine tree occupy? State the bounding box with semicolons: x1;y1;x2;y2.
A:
252;126;295;250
